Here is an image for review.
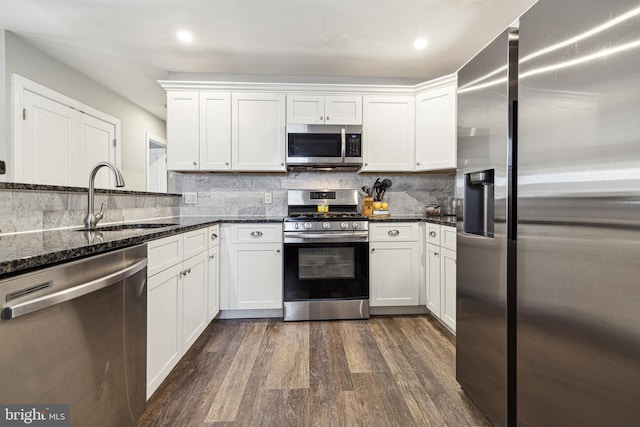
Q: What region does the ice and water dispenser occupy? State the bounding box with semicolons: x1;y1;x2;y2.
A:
464;169;495;237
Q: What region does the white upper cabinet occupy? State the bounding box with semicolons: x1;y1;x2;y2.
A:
287;95;362;125
415;82;457;171
200;92;232;171
167;91;200;171
361;96;415;172
232;93;286;172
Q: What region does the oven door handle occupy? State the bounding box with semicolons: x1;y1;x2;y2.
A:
284;231;369;243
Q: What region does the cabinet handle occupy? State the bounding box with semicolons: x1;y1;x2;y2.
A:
434;252;440;257
276;249;281;254
371;248;376;253
388;229;400;236
416;162;420;166
211;233;218;240
429;231;437;238
180;270;186;277
250;231;263;237
209;254;215;260
187;268;191;274
225;162;229;166
281;162;285;166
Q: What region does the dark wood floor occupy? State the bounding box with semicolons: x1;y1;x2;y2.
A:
137;315;491;427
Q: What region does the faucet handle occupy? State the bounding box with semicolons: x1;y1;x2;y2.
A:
95;202;106;222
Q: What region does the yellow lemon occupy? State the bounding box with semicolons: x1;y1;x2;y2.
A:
382;202;389;209
374;202;382;209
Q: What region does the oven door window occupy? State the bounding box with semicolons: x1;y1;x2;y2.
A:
298;247;355;280
284;242;369;301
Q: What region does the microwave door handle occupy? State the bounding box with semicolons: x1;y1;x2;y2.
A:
341;128;346;160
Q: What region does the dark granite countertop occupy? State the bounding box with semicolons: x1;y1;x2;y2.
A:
369;215;457;227
0;216;283;280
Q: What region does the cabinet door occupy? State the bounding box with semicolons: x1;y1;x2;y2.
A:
182;251;208;350
200;92;231;170
440;247;457;332
167;91;199;170
415;84;457;171
147;263;183;399
227;243;283;309
325;95;362;124
286;95;324;124
232;93;286;171
207;245;220;322
362;96;415;171
426;243;441;317
370;241;420;306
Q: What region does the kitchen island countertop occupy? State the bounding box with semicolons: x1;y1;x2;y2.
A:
0;216;283;280
368;215;457;227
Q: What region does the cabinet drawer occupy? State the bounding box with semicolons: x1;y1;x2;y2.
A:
230;223;283;243
425;223;441;245
148;235;184;277
441;226;457;251
370;223;419;242
183;228;208;259
208;224;221;248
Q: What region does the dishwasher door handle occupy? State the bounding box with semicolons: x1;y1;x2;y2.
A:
2;258;148;320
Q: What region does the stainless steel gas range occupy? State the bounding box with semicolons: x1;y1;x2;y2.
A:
283;189;369;321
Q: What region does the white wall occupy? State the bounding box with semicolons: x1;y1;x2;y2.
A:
0;31;7;183
3;31;166;191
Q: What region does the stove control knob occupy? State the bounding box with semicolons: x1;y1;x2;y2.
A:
304;222;312;229
322;222;331;230
341;222;348;229
352;222;359;229
294;222;300;229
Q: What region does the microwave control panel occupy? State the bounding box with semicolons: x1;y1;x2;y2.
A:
345;135;361;157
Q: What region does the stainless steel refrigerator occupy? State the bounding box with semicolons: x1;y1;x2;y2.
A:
456;1;640;426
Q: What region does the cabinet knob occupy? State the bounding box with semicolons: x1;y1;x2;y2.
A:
281;162;285;166
225;162;229;166
250;231;263;237
326;116;330;120
416;162;420;166
371;248;376;253
211;233;218;240
388;229;400;236
320;116;324;120
187;268;191;274
193;161;197;166
434;252;440;257
429;231;436;237
276;249;281;254
209;254;215;260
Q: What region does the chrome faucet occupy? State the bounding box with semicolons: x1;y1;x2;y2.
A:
83;162;125;229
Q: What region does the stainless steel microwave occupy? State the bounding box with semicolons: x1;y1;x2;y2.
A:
286;130;362;169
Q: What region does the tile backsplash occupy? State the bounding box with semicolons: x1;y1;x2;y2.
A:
170;171;455;218
0;186;181;234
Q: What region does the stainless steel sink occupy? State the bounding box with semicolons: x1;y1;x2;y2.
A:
77;223;178;232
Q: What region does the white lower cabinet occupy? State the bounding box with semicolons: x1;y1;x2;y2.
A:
207;225;220;322
425;224;457;332
369;223;422;306
146;228;210;399
221;223;283;310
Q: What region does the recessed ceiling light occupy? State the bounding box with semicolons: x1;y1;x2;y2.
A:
177;31;193;43
413;37;428;49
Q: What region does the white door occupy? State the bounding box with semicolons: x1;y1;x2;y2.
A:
77;114;116;188
20;90;76;186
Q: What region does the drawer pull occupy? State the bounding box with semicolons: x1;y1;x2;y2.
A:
250;231;263;237
388;229;400;236
429;231;437;238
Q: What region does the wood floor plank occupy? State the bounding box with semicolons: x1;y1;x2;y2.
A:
204;320;268;423
257;388;310;427
264;321;310;389
339;320;388;374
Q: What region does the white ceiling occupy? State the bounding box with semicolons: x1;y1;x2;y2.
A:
0;0;537;119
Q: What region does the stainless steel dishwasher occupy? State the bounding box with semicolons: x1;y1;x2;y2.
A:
0;245;147;427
